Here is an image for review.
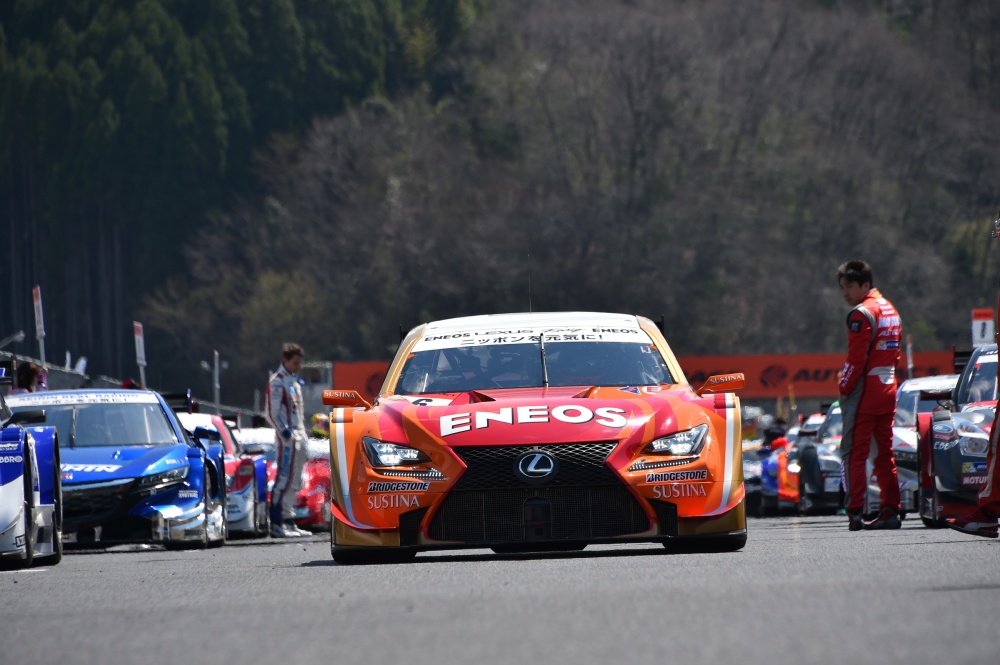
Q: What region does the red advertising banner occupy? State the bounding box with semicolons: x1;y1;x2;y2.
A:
678;352;954;399
333;351;956;401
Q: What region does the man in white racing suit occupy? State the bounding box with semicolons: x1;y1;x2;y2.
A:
266;343;310;538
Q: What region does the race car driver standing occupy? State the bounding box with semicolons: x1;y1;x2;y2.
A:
266;342;311;538
837;260;903;531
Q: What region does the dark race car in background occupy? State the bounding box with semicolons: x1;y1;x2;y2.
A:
916;349;996;528
760;407;842;516
6;390;226;549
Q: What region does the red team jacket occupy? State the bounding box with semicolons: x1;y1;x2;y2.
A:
838;288;902;414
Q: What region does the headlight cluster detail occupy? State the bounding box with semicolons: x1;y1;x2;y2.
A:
362;436;431;467
956;421;989;457
138;466;189;487
133;466;190;495
642;424;708;456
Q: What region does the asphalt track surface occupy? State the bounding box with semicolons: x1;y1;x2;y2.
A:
2;515;999;665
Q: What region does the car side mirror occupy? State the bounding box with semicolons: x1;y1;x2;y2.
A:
696;373;745;396
322;389;372;410
192;425;221;442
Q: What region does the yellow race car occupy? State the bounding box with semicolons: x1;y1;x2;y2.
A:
322;312;747;563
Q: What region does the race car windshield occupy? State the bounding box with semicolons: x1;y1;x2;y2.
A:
958;357;997;406
817;411;842;440
10;403;180;447
894;391;949;427
395;341;674;394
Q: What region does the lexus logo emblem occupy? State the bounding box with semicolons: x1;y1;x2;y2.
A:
514;451;559;483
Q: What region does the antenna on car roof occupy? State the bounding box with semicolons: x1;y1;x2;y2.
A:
527;252;532;313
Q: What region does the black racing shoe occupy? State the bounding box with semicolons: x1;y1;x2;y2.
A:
847;510;864;532
864;507;901;530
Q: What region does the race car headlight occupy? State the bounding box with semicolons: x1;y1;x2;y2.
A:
362;436;430;467
956;422;989;456
138;466;189;487
643;425;708;456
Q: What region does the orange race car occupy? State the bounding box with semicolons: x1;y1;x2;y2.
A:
321;312;747;564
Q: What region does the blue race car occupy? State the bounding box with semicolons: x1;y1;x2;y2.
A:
6;389;227;549
1;368;62;568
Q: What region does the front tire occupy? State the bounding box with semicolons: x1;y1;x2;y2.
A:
38;459;62;566
16;458;35;568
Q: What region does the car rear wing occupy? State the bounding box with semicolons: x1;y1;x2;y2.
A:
161;389;200;414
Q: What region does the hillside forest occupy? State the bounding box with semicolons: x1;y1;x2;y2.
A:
2;0;999;404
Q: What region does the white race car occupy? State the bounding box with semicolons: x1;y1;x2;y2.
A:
1;367;63;568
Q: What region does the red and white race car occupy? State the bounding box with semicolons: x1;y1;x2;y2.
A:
176;413;271;538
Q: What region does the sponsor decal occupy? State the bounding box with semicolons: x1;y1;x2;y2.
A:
440;405;628;436
415;326;647;351
878;315;901;329
238;466;254;476
876;340;900;350
709;373;742;385
0;442;20;451
653;483;708;499
177;489;199;498
0;455;25;464
367;494;419;510
61;464;122;473
367;481;430;492
7;392;159;405
962;475;988;486
618;386;641;394
645;470;708;482
642;386;662;394
962;462;989;474
849;320;863;333
15;535;24;548
932;424;953;434
61;472;73;480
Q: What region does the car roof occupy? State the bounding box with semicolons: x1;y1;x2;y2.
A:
422;311;641;334
898;374;959;393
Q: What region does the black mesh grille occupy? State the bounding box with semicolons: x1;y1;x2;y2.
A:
64;484;133;525
451;442;619;490
428;443;649;544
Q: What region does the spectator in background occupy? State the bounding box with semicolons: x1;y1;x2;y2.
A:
11;361;43;394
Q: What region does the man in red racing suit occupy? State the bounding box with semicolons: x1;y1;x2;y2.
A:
837;260;902;531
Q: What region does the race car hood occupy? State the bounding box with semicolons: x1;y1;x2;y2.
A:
60;444;190;485
375;386;709;447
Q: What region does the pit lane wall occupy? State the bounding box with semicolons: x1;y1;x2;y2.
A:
332;352;954;402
